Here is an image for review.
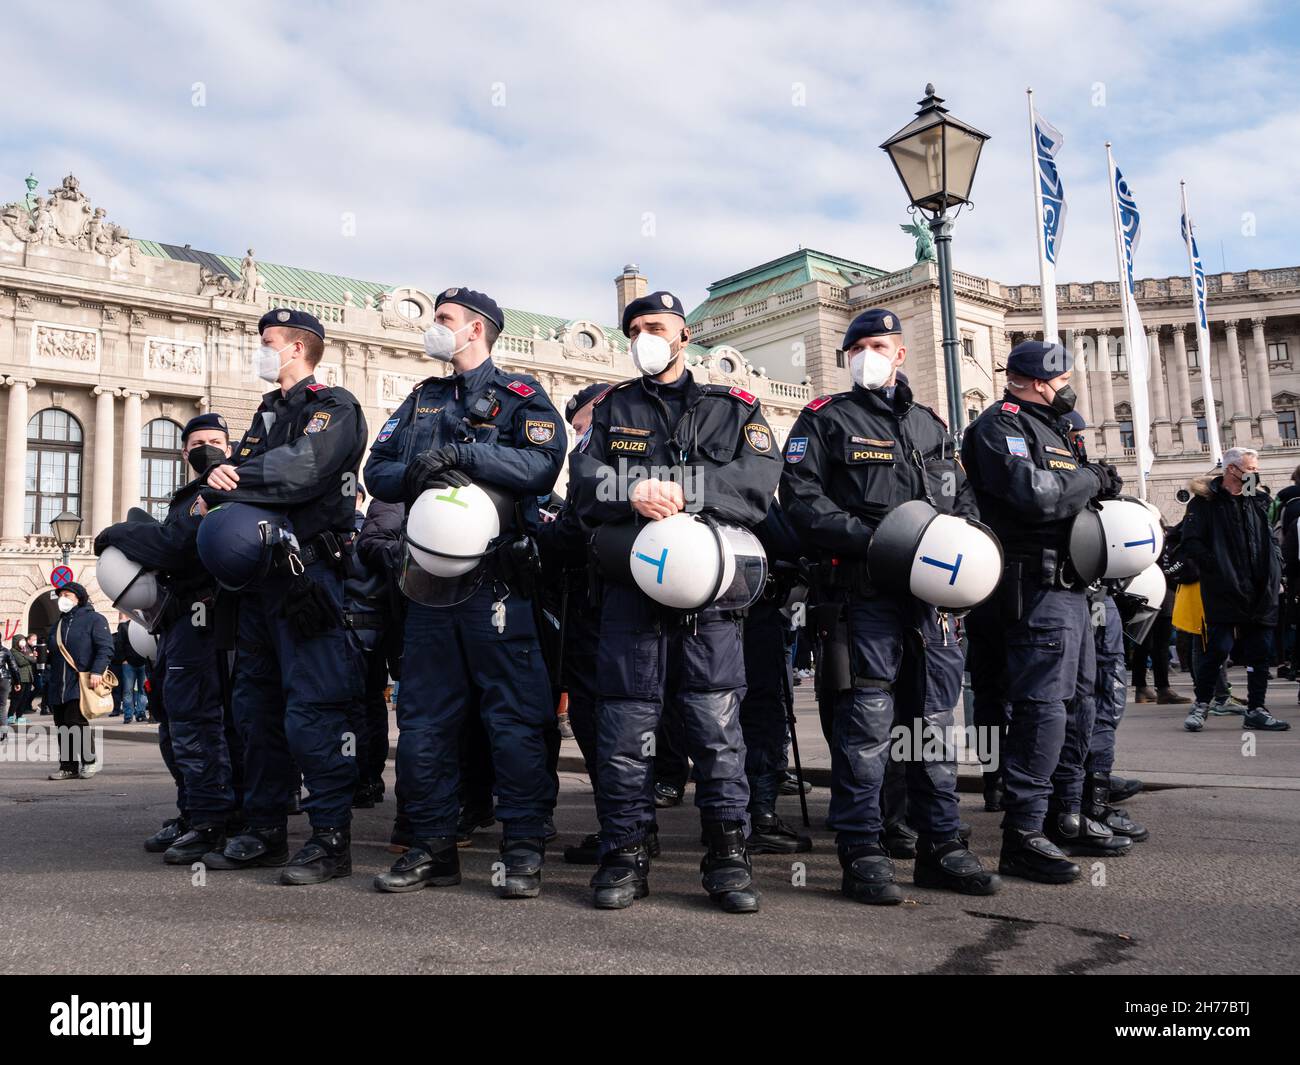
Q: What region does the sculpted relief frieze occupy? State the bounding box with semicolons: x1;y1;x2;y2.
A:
146;337;205;376
31;323;100;369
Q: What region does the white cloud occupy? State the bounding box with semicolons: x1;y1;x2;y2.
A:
1;0;1295;324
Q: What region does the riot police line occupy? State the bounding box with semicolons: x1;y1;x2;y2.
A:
85;293;1173;913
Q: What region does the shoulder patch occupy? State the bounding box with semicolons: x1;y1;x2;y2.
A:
1006;436;1029;457
506;380;536;398
1000;401;1020;414
376;416;401;444
525;419;556;445
304;411;332;435
785;436;809;464
744;423;772;453
728;385;757;405
806;395;834;412
306;383;327;393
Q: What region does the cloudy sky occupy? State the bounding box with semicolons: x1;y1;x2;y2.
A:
3;0;1297;324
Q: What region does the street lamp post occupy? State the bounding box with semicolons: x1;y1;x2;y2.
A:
50;510;82;567
881;84;989;436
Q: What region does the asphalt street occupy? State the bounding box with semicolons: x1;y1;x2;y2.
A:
2;664;1297;975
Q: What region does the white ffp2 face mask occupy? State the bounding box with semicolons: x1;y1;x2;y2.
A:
850;348;894;390
630;333;674;377
422;322;472;362
256;343;292;384
58;597;75;614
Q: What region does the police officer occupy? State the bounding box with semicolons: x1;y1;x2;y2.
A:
962;340;1124;883
95;412;239;861
780;308;998;903
569;289;781;913
365;287;564;898
1062;412;1147;845
535;381;611;865
201;308;368;885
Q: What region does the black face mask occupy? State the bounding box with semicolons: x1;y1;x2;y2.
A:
186;444;225;475
1047;383;1077;416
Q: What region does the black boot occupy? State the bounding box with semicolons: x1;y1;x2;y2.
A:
1108;775;1143;803
644;829;661;858
653;782;683;808
374;837;459;892
983;772;1004;812
279;827;352;885
144;817;188;853
352;785;375;810
498;837;545;899
164;824;226;865
591;844;649;909
701;821;759;913
748;810;813;854
1045;811;1132;857
455;805;496;848
563;832;602;865
883;821;918;859
1085;773;1149;842
914;837;1001;895
998;829;1080;884
287;789;304;816
204;826;289;869
389;812;413;853
839;843;903;905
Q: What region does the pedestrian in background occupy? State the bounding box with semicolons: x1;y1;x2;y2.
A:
1181;449;1290;732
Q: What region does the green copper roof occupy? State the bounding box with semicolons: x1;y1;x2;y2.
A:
687;247;888;323
137;240;709;361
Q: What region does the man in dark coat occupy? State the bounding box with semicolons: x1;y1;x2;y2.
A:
46;582;113;778
1181;448;1289;732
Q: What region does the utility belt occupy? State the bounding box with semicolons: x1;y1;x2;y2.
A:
486;534;541;601
272;530;350;576
343;610;386;632
995;547;1087;623
158;586;217;633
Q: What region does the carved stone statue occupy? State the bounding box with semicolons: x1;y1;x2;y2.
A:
199;265;237;297
236;249;260;301
901;220;936;263
0;174;138;265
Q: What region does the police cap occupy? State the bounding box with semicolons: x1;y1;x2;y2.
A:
258;307;325;340
435;287;505;332
1007;339;1071;380
621;290;685;337
181;412;229;442
842;308;902;351
565;382;611;424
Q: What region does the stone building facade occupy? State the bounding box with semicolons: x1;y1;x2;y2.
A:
0;177;808;636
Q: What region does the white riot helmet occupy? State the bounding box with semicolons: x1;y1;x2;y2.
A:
400;481;514;606
127;619;158;663
1113;562;1167;647
866;500;1003;611
596;513;768;612
1068;496;1165;582
97;545;168;628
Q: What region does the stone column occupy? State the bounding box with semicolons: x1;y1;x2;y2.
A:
1251;317;1280;447
1169;324;1198;452
120;389;146;520
1147;325;1175;454
2;377;33;541
1095;329;1122;457
1070;331;1093;423
1223;321;1253;446
91;386;117;535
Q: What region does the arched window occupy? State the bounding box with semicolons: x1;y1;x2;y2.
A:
25;409;83;536
141;418;185;520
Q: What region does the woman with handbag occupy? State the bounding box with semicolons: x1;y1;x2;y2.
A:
47;583;114;780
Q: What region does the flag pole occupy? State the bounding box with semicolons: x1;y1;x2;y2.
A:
1027;89;1057;344
1106;141;1147;500
1181;180;1223;466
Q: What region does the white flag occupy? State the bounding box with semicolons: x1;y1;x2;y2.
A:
1107;147;1153;496
1027;93;1066;343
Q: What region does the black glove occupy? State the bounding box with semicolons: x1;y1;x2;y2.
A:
93;526;124;556
279;571;342;638
1089;462;1123;499
403;445;471;500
